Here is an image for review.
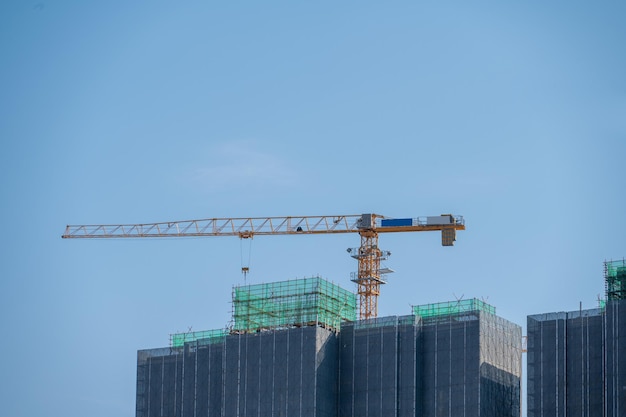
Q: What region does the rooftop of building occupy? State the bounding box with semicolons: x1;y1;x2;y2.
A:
168;276;510;348
528;307;605;322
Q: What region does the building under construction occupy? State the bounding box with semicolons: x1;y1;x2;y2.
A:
526;259;626;417
136;276;522;417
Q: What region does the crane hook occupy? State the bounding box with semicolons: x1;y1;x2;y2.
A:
240;237;252;283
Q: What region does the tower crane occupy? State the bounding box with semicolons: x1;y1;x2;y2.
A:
62;213;465;320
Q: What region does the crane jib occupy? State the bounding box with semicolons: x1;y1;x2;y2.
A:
62;213;464;238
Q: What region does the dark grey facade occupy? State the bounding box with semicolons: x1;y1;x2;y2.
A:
605;300;626;417
338;316;420;417
136;326;338;417
527;309;604;417
137;311;522;417
527;300;626;417
419;310;521;417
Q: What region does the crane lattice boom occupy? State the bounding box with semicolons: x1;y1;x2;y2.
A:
63;214;363;239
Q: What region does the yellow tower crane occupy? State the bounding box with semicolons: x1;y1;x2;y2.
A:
62;213;465;320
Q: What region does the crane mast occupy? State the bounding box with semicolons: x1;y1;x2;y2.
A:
63;213;465;320
354;229;384;319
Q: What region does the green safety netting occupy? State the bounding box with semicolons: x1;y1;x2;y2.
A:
413;298;496;318
169;277;356;347
605;259;626;301
233;276;356;332
170;328;227;348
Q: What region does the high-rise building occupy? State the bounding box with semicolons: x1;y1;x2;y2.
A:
136;277;522;417
340;301;521;417
526;259;626;417
526;308;604;416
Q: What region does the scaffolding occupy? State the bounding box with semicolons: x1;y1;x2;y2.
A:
412;298;496;318
168;277;355;347
170;328;228;348
605;259;626;301
232;276;357;333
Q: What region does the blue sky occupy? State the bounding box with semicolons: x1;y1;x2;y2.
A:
1;1;624;416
